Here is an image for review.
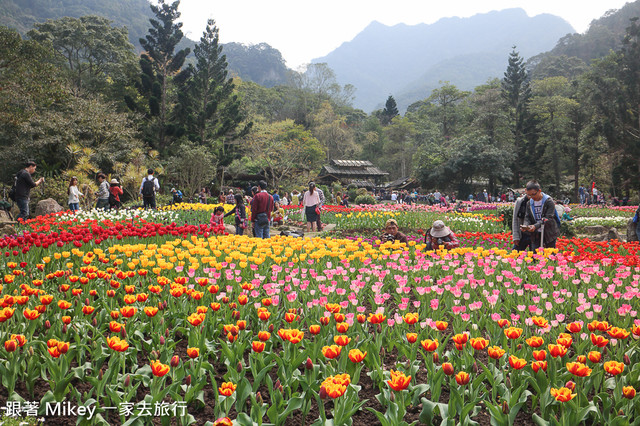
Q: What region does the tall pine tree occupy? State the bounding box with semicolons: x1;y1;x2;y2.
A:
380;95;399;125
137;0;190;153
175;19;249;162
501;47;532;187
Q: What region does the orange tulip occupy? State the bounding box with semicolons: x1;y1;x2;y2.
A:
550;387;576;402
497;318;511;328
321;373;350;398
48;346;61;358
509;355;527;370
287;329;304;344
284;312;298;323
23;308;41;320
533;350;547;361
548;344;568;358
4;340;17;352
257;308;271;321
406;333;418;344
387;370;411;391
218;382;237;397
607;327;630;340
57;300;72;310
187;347;199;359
367;313;386;324
403;313;419;325
10;334;26;347
556;333;573;348
348;348;367;363
336;322;349;333
576;355;586;364
82;306;95;316
144;307;158;317
151;360;170;377
435;320;448;331
587;351;602;363
252;341;265;353
566;322;582;333
488;346;506;359
420;338;439;352
187;312;206;327
455;371;470;385
61;316;71;325
470;337;489;351
442;362;454;375
258;331;271;341
107;336;129;352
623;386;636;399
603;361;624;376
333;313;345;323
526;336;544;348
322;345;342;359
504;327;523;339
532;361;547;373
590;333;609;348
531;316;549;328
309;325;321;335
587;320;610;332
120;306;137;318
334;335;351;346
566;362;592;377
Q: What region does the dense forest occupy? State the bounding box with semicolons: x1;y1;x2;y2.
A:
1;0;640;206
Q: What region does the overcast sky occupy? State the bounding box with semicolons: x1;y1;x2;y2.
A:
177;0;630;69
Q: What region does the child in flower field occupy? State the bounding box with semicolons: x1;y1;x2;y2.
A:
210;206;225;227
272;201;285;226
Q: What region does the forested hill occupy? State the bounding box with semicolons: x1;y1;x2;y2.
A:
530;0;640;75
0;0;289;87
313;8;574;112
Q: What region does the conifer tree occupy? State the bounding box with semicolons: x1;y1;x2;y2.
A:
137;0;190;153
501;47;532;187
380;95;399;125
174;19;249;161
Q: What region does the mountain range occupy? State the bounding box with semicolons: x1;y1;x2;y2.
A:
3;1;640;113
312;8;574;112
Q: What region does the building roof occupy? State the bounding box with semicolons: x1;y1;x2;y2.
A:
384;176;419;189
322;165;388;176
331;159;374;167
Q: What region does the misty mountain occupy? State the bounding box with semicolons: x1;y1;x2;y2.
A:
0;0;289;88
529;0;640;76
312;8;574;112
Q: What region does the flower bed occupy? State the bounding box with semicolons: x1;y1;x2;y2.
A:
1;208;639;425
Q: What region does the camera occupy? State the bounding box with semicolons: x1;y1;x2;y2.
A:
436;238;444;246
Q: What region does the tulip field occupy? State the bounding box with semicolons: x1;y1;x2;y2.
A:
1;204;640;425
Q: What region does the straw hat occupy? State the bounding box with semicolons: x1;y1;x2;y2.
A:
430;220;451;238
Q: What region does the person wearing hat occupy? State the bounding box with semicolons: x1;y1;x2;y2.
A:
109;178;123;210
425;220;459;250
171;188;183;204
381;219;408;244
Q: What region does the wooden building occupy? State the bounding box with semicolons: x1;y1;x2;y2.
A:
317;160;388;188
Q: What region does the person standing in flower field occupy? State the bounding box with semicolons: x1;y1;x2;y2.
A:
67;176;84;212
251;180;274;239
315;184;325;231
95;173;110;210
512;193;531;251
522;180;560;250
139;169;160;209
633;204;640;242
12;160;45;220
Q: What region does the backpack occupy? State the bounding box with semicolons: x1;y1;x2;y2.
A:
142;177;155;197
8;175;18;201
173;191;183;203
108;190;117;206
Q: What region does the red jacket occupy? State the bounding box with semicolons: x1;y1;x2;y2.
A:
250;191;274;221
